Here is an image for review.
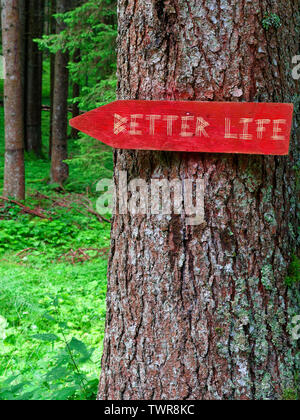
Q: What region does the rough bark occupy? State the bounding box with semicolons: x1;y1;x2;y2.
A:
2;0;25;200
51;0;69;184
25;0;43;156
98;0;300;401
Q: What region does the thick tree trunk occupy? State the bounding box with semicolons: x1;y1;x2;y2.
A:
2;0;25;200
51;0;69;184
99;1;299;400
25;0;43;156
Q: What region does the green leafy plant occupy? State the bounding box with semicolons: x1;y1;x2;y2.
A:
0;286;107;400
282;388;298;401
0;296;97;400
0;201;22;219
262;13;282;30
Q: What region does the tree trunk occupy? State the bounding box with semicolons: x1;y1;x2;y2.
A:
49;0;56;158
71;50;80;139
1;0;25;200
51;0;69;184
25;0;43;156
98;1;299;400
18;0;26;137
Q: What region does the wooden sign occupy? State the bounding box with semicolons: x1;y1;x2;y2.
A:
69;100;293;155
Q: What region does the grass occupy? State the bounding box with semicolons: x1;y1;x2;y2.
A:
0;89;112;399
0;258;108;400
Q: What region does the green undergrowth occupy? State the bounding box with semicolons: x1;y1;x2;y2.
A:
0;103;112;400
282;387;298;401
0;258;108;400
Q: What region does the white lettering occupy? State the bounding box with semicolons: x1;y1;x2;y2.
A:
184;179;205;226
256;119;271;140
130;114;143;135
146;115;161;135
128;179;148;216
163;115;179;136
224;118;238;139
118;170;128;215
239;118;253;140
151;179;172;215
196;117;210;137
272;119;286;140
114;114;127;135
292;55;300;80
180;116;194;137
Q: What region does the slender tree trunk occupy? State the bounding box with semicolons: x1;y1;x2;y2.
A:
18;0;26;136
49;0;56;158
51;0;69;184
71;82;80;139
25;0;43;156
45;0;50;35
70;1;82;138
99;1;299;400
71;50;80;139
1;0;25;200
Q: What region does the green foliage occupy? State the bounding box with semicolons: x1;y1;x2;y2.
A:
0;286;107;400
285;256;300;287
66;136;113;191
0;216;109;256
35;0;116;185
282;388;298;401
0;99;111;399
0;197;110;399
42;58;52;101
0;43;3;101
262;13;282;30
0;80;3;102
36;0;118;110
0;0;117;401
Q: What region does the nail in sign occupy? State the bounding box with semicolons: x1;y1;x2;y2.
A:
69;100;293;155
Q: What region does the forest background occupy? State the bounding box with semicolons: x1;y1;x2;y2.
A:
0;0;117;400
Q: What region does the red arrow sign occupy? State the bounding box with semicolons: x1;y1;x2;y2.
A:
69;100;293;155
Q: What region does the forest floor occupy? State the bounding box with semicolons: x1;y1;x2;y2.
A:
0;106;112;400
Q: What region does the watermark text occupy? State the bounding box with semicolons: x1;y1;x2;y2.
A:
96;171;205;226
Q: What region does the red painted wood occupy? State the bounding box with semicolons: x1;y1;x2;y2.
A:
69;100;293;155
